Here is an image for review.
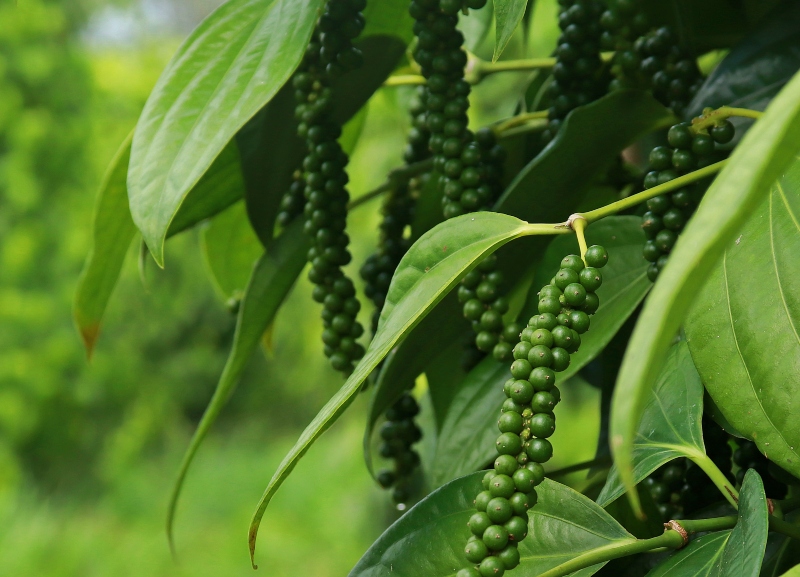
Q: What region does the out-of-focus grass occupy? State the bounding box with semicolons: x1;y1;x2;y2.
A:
0;396;386;576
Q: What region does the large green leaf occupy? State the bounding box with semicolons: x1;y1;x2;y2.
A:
74;134;247;355
73;135;136;355
349;473;634;577
240;34;407;246
248;213;565;565
495;90;674;222
200;201;263;300
781;565;800;577
362;292;466;475
167;219;308;549
597;342;705;506
428;217;650;487
685;160;800;479
526;0;558;58
645;531;731;577
687;3;800;118
493;0;527;61
128;0;324;265
718;470;769;577
610;70;800;512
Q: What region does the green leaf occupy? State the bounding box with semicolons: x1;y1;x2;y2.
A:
167;219;308;550
128;0;324;265
495;90;674;222
781;565;800;577
526;0;559;58
239;34;407;246
362;292;466;476
687;3;800;117
200;201;263;300
610;70;800;513
685;158;800;479
597;342;705;507
73;135;136;356
362;0;414;42
645;531;731;577
248;213;559;565
349;473;634;577
166;139;245;237
493;0;527;61
428;217;650;487
718;470;769;577
460;3;494;54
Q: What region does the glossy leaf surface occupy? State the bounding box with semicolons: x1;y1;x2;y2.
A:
349;473;633;577
610;71;800;511
598;342;705;506
687;3;800;117
73;136;136;355
686;159;800;478
718;470;768;577
493;0;527;61
167;220;308;547
495;90;674;222
128;0;324;264
248;214;559;564
429;217;650;487
200;201;263;300
645;531;730;577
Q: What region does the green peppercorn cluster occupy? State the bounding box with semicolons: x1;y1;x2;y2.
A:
458;253;523;364
277;170;307;228
643;418;734;520
601;3;702;116
541;0;608;144
375;392;423;505
456;246;608;577
641;118;734;281
734;439;789;499
361;87;429;331
290;0;368;375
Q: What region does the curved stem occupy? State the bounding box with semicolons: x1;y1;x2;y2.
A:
579;160;728;223
473;57;556;78
497;120;549;139
494;110;549;133
690;106;763;133
383;74;426;87
534;531;685;577
569;215;589;265
687;452;739;508
769;517;800;542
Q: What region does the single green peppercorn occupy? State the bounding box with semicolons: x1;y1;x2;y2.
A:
498;412;524;435
584;245;608;268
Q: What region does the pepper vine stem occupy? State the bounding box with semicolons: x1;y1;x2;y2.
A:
568;214;589;265
578;160;728;223
533;516;739;577
690;106;763;133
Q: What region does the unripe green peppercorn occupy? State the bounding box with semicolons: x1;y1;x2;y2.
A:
498;544;520;570
479;556;506;577
529;367;556;391
496;432;523;455
579;267;602;291
465;538;489;563
469;512;492;536
483;525;510;551
528;345;554;368
486;497;513;523
498;412;524;435
504;515;528;542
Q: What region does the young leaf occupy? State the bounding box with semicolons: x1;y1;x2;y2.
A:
610;70;800;512
200;201;263;300
73;135;136;356
429;217;650;487
349;473;634;577
645;531;731;577
495;90;675;222
248;213;564;565
597;342;705;507
128;0;325;265
167;220;308;550
687;2;800;117
718;470;769;577
685;160;800;479
493;0;527;61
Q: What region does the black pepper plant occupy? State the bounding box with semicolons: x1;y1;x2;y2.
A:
75;0;800;575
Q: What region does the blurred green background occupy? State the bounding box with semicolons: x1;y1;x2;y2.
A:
0;0;597;574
